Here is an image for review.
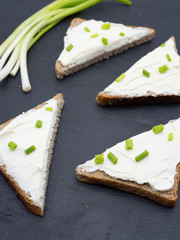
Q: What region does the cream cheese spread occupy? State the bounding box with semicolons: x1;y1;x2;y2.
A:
103;37;180;97
0;99;59;207
79;118;180;191
58;19;152;68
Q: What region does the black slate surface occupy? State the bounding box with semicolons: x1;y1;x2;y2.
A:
0;0;180;239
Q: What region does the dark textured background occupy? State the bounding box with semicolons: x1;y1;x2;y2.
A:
0;0;180;239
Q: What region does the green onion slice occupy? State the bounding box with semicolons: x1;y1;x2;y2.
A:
25;145;36;155
160;43;165;47
8;141;17;151
108;152;118;164
166;53;171;62
159;65;169;73
102;37;108;46
116;73;126;83
101;23;111;30
168;132;173;141
84;26;90;32
35;120;42;128
142;69;150;78
45;107;53;111
66;44;74;51
152;124;164;134
120;32;125;36
90;33;99;38
126;139;133;150
135;150;149;162
95;154;104;164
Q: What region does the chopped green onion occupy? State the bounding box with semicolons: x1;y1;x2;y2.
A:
152;124;164;134
159;65;169;74
66;44;73;52
101;23;111;30
142;69;150;78
102;37;108;46
160;43;165;47
35;120;42;128
168;132;173;141
116;73;126;83
25;145;36;155
90;33;99;38
135;150;149;162
166;53;171;62
84;26;90;32
108;152;118;164
119;32;125;36
95;154;104;164
126;139;133;150
8;141;17;151
45;107;53;111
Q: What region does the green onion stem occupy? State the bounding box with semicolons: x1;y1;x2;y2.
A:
10;20;60;77
20;19;49;92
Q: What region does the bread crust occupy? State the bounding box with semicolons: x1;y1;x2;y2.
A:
76;162;180;207
0;93;64;216
96;36;178;106
55;18;155;79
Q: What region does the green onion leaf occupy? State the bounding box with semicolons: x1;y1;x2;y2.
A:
126;139;133;150
142;69;151;78
8;141;17;151
159;65;169;74
115;0;132;6
102;37;108;46
166;53;171;62
152;124;164;134
45;107;53;111
135;150;149;162
66;44;74;51
35;120;42;128
101;23;111;30
25;145;36;155
84;26;90;32
116;73;126;83
108;152;118;164
119;32;125;36
168;132;173;141
90;33;99;38
95;154;104;164
160;43;165;47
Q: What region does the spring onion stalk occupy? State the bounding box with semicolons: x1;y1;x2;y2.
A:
0;0;132;92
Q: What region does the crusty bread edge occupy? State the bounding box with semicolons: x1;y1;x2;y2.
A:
76;161;180;207
0;93;64;216
96;36;178;106
55;18;155;79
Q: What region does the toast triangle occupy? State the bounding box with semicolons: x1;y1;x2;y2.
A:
76;118;180;206
56;18;155;79
97;36;180;106
0;94;64;216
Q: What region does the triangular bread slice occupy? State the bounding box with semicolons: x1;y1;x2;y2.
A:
76;118;180;206
0;93;64;216
55;18;155;79
97;36;180;106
